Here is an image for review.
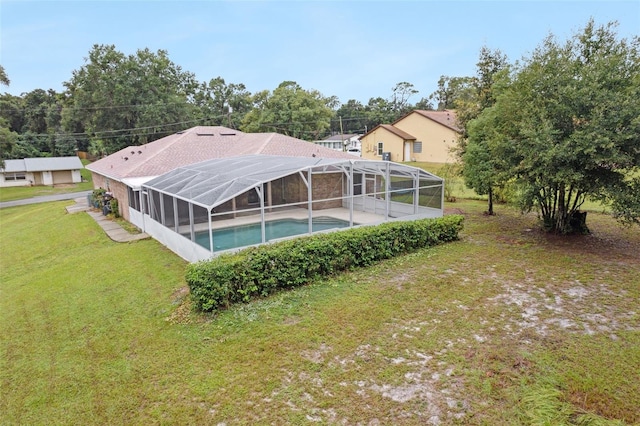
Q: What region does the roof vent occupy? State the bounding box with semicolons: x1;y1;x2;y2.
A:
138;150;142;154
176;131;185;134
220;132;236;136
196;132;215;136
124;157;128;161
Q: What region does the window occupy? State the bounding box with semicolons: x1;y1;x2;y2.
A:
5;172;26;181
377;142;384;156
128;187;140;211
414;141;422;153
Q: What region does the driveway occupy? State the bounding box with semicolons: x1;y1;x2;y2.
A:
0;191;92;209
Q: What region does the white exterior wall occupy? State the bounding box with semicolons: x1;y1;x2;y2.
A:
141;213;213;262
71;170;82;183
129;208;145;230
0;169;80;187
0;173;30;187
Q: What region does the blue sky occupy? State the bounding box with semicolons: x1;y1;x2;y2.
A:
1;0;638;105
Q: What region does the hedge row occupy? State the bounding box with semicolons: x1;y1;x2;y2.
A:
186;215;464;312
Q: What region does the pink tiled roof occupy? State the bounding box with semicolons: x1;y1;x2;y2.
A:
86;126;355;181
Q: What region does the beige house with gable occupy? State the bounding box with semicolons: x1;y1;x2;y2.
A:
360;110;461;163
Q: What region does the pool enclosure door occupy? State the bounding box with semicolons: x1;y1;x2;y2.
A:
363;173;380;212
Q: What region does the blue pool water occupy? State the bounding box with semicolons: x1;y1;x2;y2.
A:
193;216;352;252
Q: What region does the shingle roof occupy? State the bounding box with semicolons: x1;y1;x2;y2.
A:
86;126;355;181
359;124;416;141
409;110;461;132
2;157;83;172
320;134;360;142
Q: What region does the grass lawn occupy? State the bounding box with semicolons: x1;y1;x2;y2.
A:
1;198;638;424
408;161;611;212
0;160;93;202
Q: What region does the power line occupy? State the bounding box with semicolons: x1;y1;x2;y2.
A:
13;115;229;140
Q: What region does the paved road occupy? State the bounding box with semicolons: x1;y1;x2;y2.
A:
0;190;92;209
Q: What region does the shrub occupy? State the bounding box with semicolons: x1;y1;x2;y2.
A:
109;198;120;218
186;215;464;312
90;188;106;208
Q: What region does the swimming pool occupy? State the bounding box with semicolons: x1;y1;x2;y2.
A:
192;216;353;252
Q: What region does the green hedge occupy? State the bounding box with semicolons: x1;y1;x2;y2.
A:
186;215;464;312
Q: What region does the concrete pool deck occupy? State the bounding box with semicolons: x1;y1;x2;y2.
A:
207;207;388;231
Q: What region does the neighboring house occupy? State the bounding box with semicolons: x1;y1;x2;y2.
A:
86;126;356;224
313;134;362;152
0;156;84;187
359;110;461;163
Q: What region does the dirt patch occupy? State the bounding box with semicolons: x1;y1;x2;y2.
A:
444;207;465;215
171;285;190;302
488;280;638;340
276;329;471;424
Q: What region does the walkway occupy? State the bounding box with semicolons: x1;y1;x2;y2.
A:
0;190;92;209
65;195;150;243
1;190;149;243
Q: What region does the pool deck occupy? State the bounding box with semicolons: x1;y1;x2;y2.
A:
206;207;387;231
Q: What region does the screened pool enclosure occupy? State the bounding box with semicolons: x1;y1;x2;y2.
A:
138;155;444;262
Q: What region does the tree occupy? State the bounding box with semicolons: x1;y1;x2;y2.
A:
63;45;199;154
459;47;509;214
413;97;434;111
467;20;640;232
462;104;511;215
428;76;474;111
0;66;14;167
240;81;335;140
364;82;421;128
363;96;394;129
389;81;418;116
0;94;24;133
0;126;18;167
0;65;9;86
333;99;368;134
456;47;509;142
193;77;252;128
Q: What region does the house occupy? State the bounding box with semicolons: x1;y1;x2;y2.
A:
313;134;362;152
86;126;357;226
0;156;84;187
359;110;461;163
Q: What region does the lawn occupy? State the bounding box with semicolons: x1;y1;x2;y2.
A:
0;160;93;202
1;198;638;425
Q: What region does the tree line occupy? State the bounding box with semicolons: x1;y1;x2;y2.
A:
0;44;459;160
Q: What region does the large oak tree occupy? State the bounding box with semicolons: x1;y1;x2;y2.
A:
240;81;336;140
62;45;199;154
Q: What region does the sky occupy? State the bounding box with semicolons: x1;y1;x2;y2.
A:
1;0;638;105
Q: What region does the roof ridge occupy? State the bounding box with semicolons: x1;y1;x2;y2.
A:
255;132;276;153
